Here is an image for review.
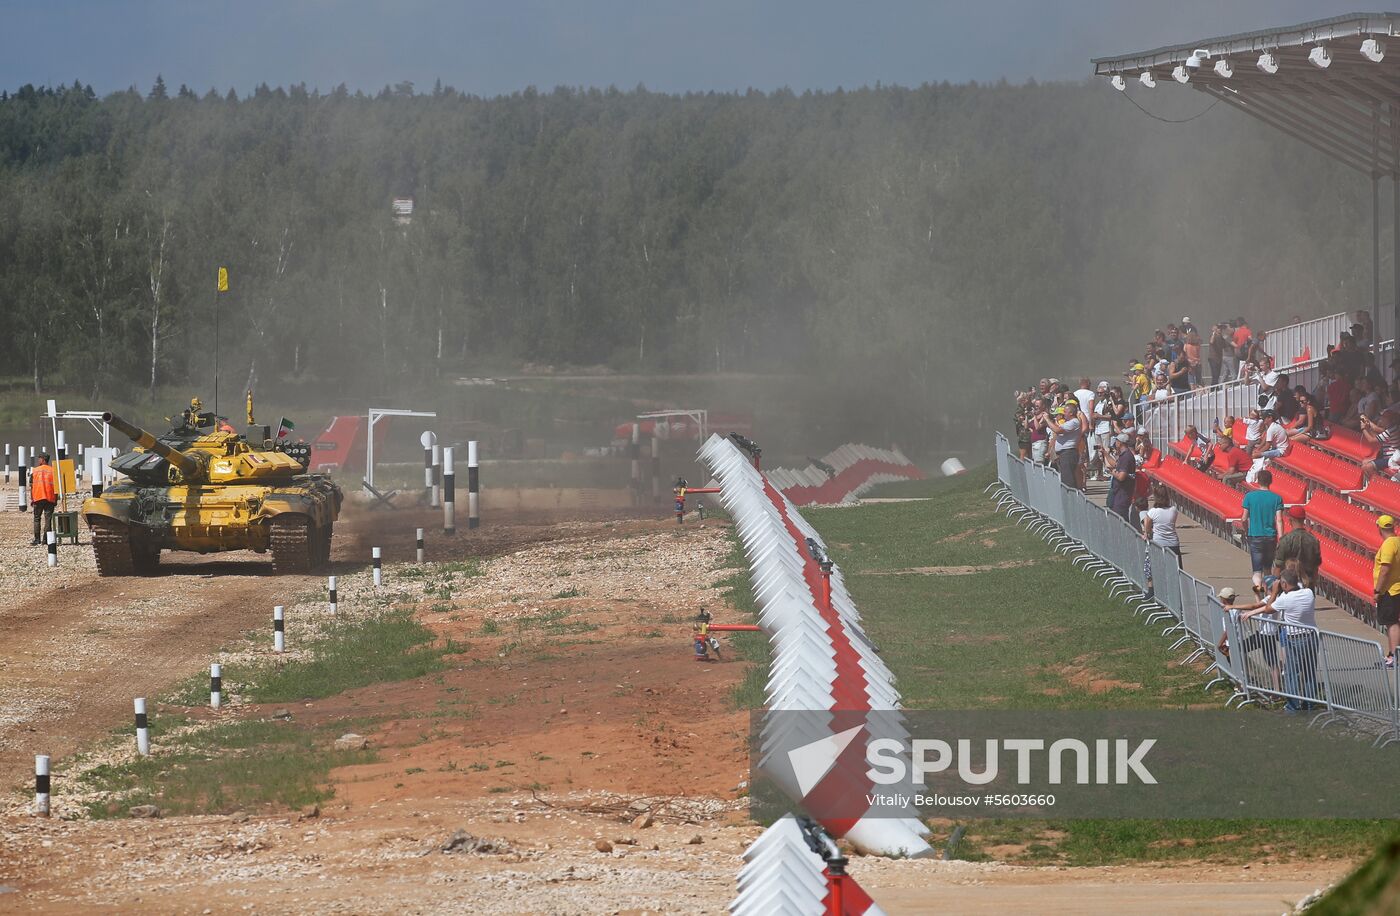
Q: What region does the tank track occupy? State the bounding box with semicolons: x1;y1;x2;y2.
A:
91;517;134;577
270;516;313;574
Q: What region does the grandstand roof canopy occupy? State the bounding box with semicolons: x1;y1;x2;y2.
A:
1091;12;1400;176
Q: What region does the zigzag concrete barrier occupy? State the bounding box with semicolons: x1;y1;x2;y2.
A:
731;815;885;915
700;434;931;859
766;444;924;506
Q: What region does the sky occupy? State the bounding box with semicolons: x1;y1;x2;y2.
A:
0;0;1374;97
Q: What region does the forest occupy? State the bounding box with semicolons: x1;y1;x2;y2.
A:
0;76;1381;450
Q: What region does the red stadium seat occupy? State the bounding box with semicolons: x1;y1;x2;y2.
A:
1275;443;1365;493
1308;424;1378;463
1243;467;1308;506
1303;491;1385;552
1315;536;1376;605
1351;474;1400;517
1145;457;1244;526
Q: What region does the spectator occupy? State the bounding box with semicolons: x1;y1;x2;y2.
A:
1178;424;1210;463
1274;506;1321;588
1355;309;1375;350
1091;381;1113;480
1227;586;1283;693
1247;408;1289;482
1045;405;1082;488
1067;397;1092;489
1332;332;1367;380
1271;372;1299;422
1351;320;1373;353
1142;485;1182;567
1232;317;1253;355
1243;405;1264;454
1374;515;1400;668
1210;321;1235;385
1243;332;1272;372
1180;315;1199;337
1288;390;1328;441
1073;378;1096;433
1014;392;1034;460
1151;371;1172;402
1241;468;1286;597
1361;410;1400;477
1352;376;1382;426
1255;569;1319;713
1183;329;1203;387
1326;364;1354;424
1168;351;1192;394
1105;384;1130;432
1108;432;1136;522
1195;428;1251;486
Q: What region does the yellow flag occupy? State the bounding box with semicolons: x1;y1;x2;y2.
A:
217;267;229;292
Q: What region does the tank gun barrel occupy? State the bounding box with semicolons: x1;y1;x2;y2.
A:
102;412;202;479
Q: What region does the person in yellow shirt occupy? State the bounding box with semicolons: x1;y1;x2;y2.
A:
1374;515;1400;667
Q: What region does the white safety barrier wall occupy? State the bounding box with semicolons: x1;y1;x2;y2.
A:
699;434;933;858
730;815;886;916
1265;311;1352;367
993;432;1400;746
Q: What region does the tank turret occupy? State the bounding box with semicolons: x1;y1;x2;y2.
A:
102;411;205;482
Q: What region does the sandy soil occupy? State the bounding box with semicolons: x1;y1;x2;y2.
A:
0;479;1356;913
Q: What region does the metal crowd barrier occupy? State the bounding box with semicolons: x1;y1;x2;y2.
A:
990;432;1400;745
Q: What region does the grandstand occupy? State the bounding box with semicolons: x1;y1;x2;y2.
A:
1086;13;1400;636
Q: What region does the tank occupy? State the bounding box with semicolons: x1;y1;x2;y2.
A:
82;406;343;576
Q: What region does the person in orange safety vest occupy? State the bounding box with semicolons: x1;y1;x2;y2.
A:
29;452;57;546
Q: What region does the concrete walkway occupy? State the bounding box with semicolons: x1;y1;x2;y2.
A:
1081;478;1381;644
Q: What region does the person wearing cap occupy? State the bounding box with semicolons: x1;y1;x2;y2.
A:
1064;396;1091;490
1196;428;1251;486
1240;568;1318;712
1045;403;1082;489
29;451;57;546
1180;315;1198;337
1107;432;1136;521
1274;506;1321;588
1241;469;1286;597
1374;515;1400;667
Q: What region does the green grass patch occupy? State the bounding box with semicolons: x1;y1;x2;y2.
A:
77;718;376;818
715;536;770;709
224;610;450;704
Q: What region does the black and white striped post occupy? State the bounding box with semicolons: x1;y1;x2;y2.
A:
651;436;660;501
430;444;442;509
328;575;338;615
442;447;456;535
4;442;9;483
415;529;425;564
56;431;66;461
46;531;57;567
91;454;104;498
34;754;50;817
372;547;383;587
17;446;27;512
134;698;150;756
210;664;222;709
630;423;640;503
273;605;285;653
467;441;480;530
421;430;436;505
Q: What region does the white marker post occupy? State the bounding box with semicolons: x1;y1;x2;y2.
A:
416;529;425;564
372;547;382;587
210;664;222;710
467;440;480;530
273;605;285;653
430;444;442;509
46;531;57;568
91;454;104;498
56;430;66;461
421;430;436;502
34;754;50;817
630;423;640;503
17;447;27;512
4;442;9;483
442;447;456;535
134;698;150;756
328;575;338;615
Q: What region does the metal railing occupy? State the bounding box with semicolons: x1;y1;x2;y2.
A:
991;432;1400;746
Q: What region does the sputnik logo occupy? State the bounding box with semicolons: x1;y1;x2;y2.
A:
787;724;864;797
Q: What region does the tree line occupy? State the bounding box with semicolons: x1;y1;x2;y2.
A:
0;77;1378;451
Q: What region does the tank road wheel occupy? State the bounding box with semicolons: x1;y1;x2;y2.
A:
270;516;313;574
91;517;135;577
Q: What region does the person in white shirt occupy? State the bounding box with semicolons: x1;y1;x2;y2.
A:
1092;381;1113;480
1142;486;1182;567
1242;570;1317;712
1246;409;1288;482
1044;406;1082;489
1074;378;1096;433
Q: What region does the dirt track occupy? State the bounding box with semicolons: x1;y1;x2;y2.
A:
0;481;1357;913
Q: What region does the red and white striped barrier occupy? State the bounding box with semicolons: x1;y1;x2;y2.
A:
700;434;931;859
765;444;923;506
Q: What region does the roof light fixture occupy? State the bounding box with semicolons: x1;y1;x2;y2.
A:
1140;70;1156;88
1186;48;1210;69
1308;45;1331;68
1362;38;1386;63
1214;58;1233;78
1172;64;1189;84
1110;74;1126;91
1257;51;1279;74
